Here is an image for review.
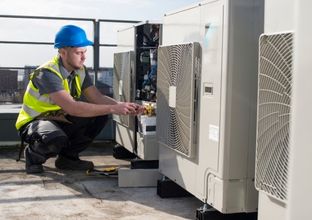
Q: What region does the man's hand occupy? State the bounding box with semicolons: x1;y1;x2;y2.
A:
112;102;144;115
131;103;145;115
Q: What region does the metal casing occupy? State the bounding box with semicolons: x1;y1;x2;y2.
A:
256;0;295;219
113;51;136;151
255;32;293;203
114;21;162;156
116;26;135;53
113;51;135;129
158;0;264;213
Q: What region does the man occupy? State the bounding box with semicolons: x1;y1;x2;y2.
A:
16;25;144;174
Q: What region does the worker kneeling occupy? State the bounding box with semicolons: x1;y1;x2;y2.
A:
16;25;144;174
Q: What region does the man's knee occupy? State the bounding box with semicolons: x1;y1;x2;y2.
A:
30;131;68;158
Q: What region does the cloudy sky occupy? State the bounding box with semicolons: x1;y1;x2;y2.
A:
0;0;199;20
0;0;199;68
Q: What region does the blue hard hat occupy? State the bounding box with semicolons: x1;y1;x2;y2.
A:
54;25;93;48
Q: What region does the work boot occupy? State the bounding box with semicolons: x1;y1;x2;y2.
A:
55;155;94;171
25;146;44;174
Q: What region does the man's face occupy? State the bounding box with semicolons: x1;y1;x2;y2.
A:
61;47;87;70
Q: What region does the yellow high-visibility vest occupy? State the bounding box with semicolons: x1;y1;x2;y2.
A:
15;56;86;130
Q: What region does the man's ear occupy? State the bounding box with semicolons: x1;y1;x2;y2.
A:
58;48;67;57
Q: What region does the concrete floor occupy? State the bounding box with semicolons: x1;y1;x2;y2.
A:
0;142;203;220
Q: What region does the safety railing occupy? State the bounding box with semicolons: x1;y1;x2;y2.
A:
0;14;139;104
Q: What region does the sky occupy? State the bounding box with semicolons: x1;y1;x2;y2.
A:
0;0;199;68
0;0;199;20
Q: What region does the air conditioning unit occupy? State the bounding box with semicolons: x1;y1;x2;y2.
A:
157;0;264;214
255;32;293;203
254;0;295;220
113;22;162;160
113;51;136;149
286;1;312;219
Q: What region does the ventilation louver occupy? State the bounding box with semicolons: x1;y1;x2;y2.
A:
157;42;201;158
255;32;293;202
113;51;134;128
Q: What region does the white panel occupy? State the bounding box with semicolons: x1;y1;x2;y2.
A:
287;0;312;219
116;26;135;52
256;0;295;219
115;123;135;153
208;125;219;142
136;132;158;160
168;86;176;108
198;0;224;175
258;192;286;220
118;80;123;96
264;0;295;33
162;5;201;45
207;176;258;213
159;145;197;192
113;51;135;129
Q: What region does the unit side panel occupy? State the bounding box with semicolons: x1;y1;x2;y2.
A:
221;0;263;180
116;27;135;53
159;144;198;194
159;5;201;197
258;192;286;220
162;7;201;46
197;0;225;183
264;0;295;33
113;51;135;130
113;51;136;152
115;122;135;153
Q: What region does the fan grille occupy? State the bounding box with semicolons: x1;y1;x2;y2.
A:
157;42;200;157
113;51;134;128
255;32;293;202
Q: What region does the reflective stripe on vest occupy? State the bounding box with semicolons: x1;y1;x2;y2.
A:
15;56;86;130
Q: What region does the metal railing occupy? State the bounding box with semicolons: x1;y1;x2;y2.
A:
0;14;139;104
0;14;139;76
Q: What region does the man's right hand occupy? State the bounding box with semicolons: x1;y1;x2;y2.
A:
112;102;142;115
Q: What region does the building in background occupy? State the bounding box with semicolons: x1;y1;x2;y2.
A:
0;69;18;103
0;70;17;92
97;68;113;97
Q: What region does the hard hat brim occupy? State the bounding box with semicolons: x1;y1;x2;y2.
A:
54;40;93;49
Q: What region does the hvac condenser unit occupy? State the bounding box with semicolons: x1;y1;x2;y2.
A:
255;32;293;203
113;51;136;149
113;21;161;160
254;0;295;219
157;0;264;213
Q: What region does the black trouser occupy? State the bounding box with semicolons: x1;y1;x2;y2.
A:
19;115;108;164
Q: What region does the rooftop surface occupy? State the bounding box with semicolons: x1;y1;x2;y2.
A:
0;142;203;220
